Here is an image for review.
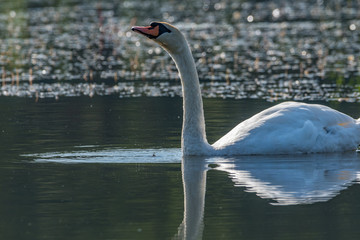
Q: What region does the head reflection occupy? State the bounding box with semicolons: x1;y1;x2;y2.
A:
175;153;360;239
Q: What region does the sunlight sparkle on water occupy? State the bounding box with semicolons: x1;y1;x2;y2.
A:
272;9;281;18
247;15;254;23
350;24;357;31
9;11;16;18
0;0;359;102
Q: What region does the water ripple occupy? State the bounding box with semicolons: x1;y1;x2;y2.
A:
23;148;182;164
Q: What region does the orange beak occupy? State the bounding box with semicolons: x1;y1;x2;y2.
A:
132;25;160;39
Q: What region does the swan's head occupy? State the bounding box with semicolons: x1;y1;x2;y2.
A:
131;22;185;54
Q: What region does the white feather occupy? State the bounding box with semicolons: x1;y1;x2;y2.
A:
213;101;360;154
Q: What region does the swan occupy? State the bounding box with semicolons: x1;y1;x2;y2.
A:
132;22;360;156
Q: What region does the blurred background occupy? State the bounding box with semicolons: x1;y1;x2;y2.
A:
0;0;359;101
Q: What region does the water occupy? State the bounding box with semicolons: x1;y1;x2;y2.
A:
1;0;360;239
1;96;360;239
0;0;360;101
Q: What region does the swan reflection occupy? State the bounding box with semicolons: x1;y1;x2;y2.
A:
212;153;360;205
176;153;360;239
175;157;207;240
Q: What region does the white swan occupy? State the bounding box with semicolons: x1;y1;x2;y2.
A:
132;22;360;156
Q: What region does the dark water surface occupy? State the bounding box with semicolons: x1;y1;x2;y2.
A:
1;96;360;239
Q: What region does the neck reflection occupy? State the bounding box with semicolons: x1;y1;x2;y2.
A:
175;156;208;240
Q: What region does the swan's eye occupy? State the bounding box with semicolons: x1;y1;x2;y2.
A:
132;22;171;39
150;22;171;35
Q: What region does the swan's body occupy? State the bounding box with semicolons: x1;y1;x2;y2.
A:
132;22;360;156
213;101;359;155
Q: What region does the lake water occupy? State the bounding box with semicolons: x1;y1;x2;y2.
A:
0;0;360;101
1;96;360;239
1;0;360;239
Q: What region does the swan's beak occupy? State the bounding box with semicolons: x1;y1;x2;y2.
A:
132;25;160;39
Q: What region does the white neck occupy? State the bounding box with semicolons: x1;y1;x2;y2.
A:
168;40;211;155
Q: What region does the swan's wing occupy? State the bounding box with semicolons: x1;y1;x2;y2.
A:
212;101;360;154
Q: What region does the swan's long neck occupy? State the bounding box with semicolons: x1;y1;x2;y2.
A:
169;40;211;155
